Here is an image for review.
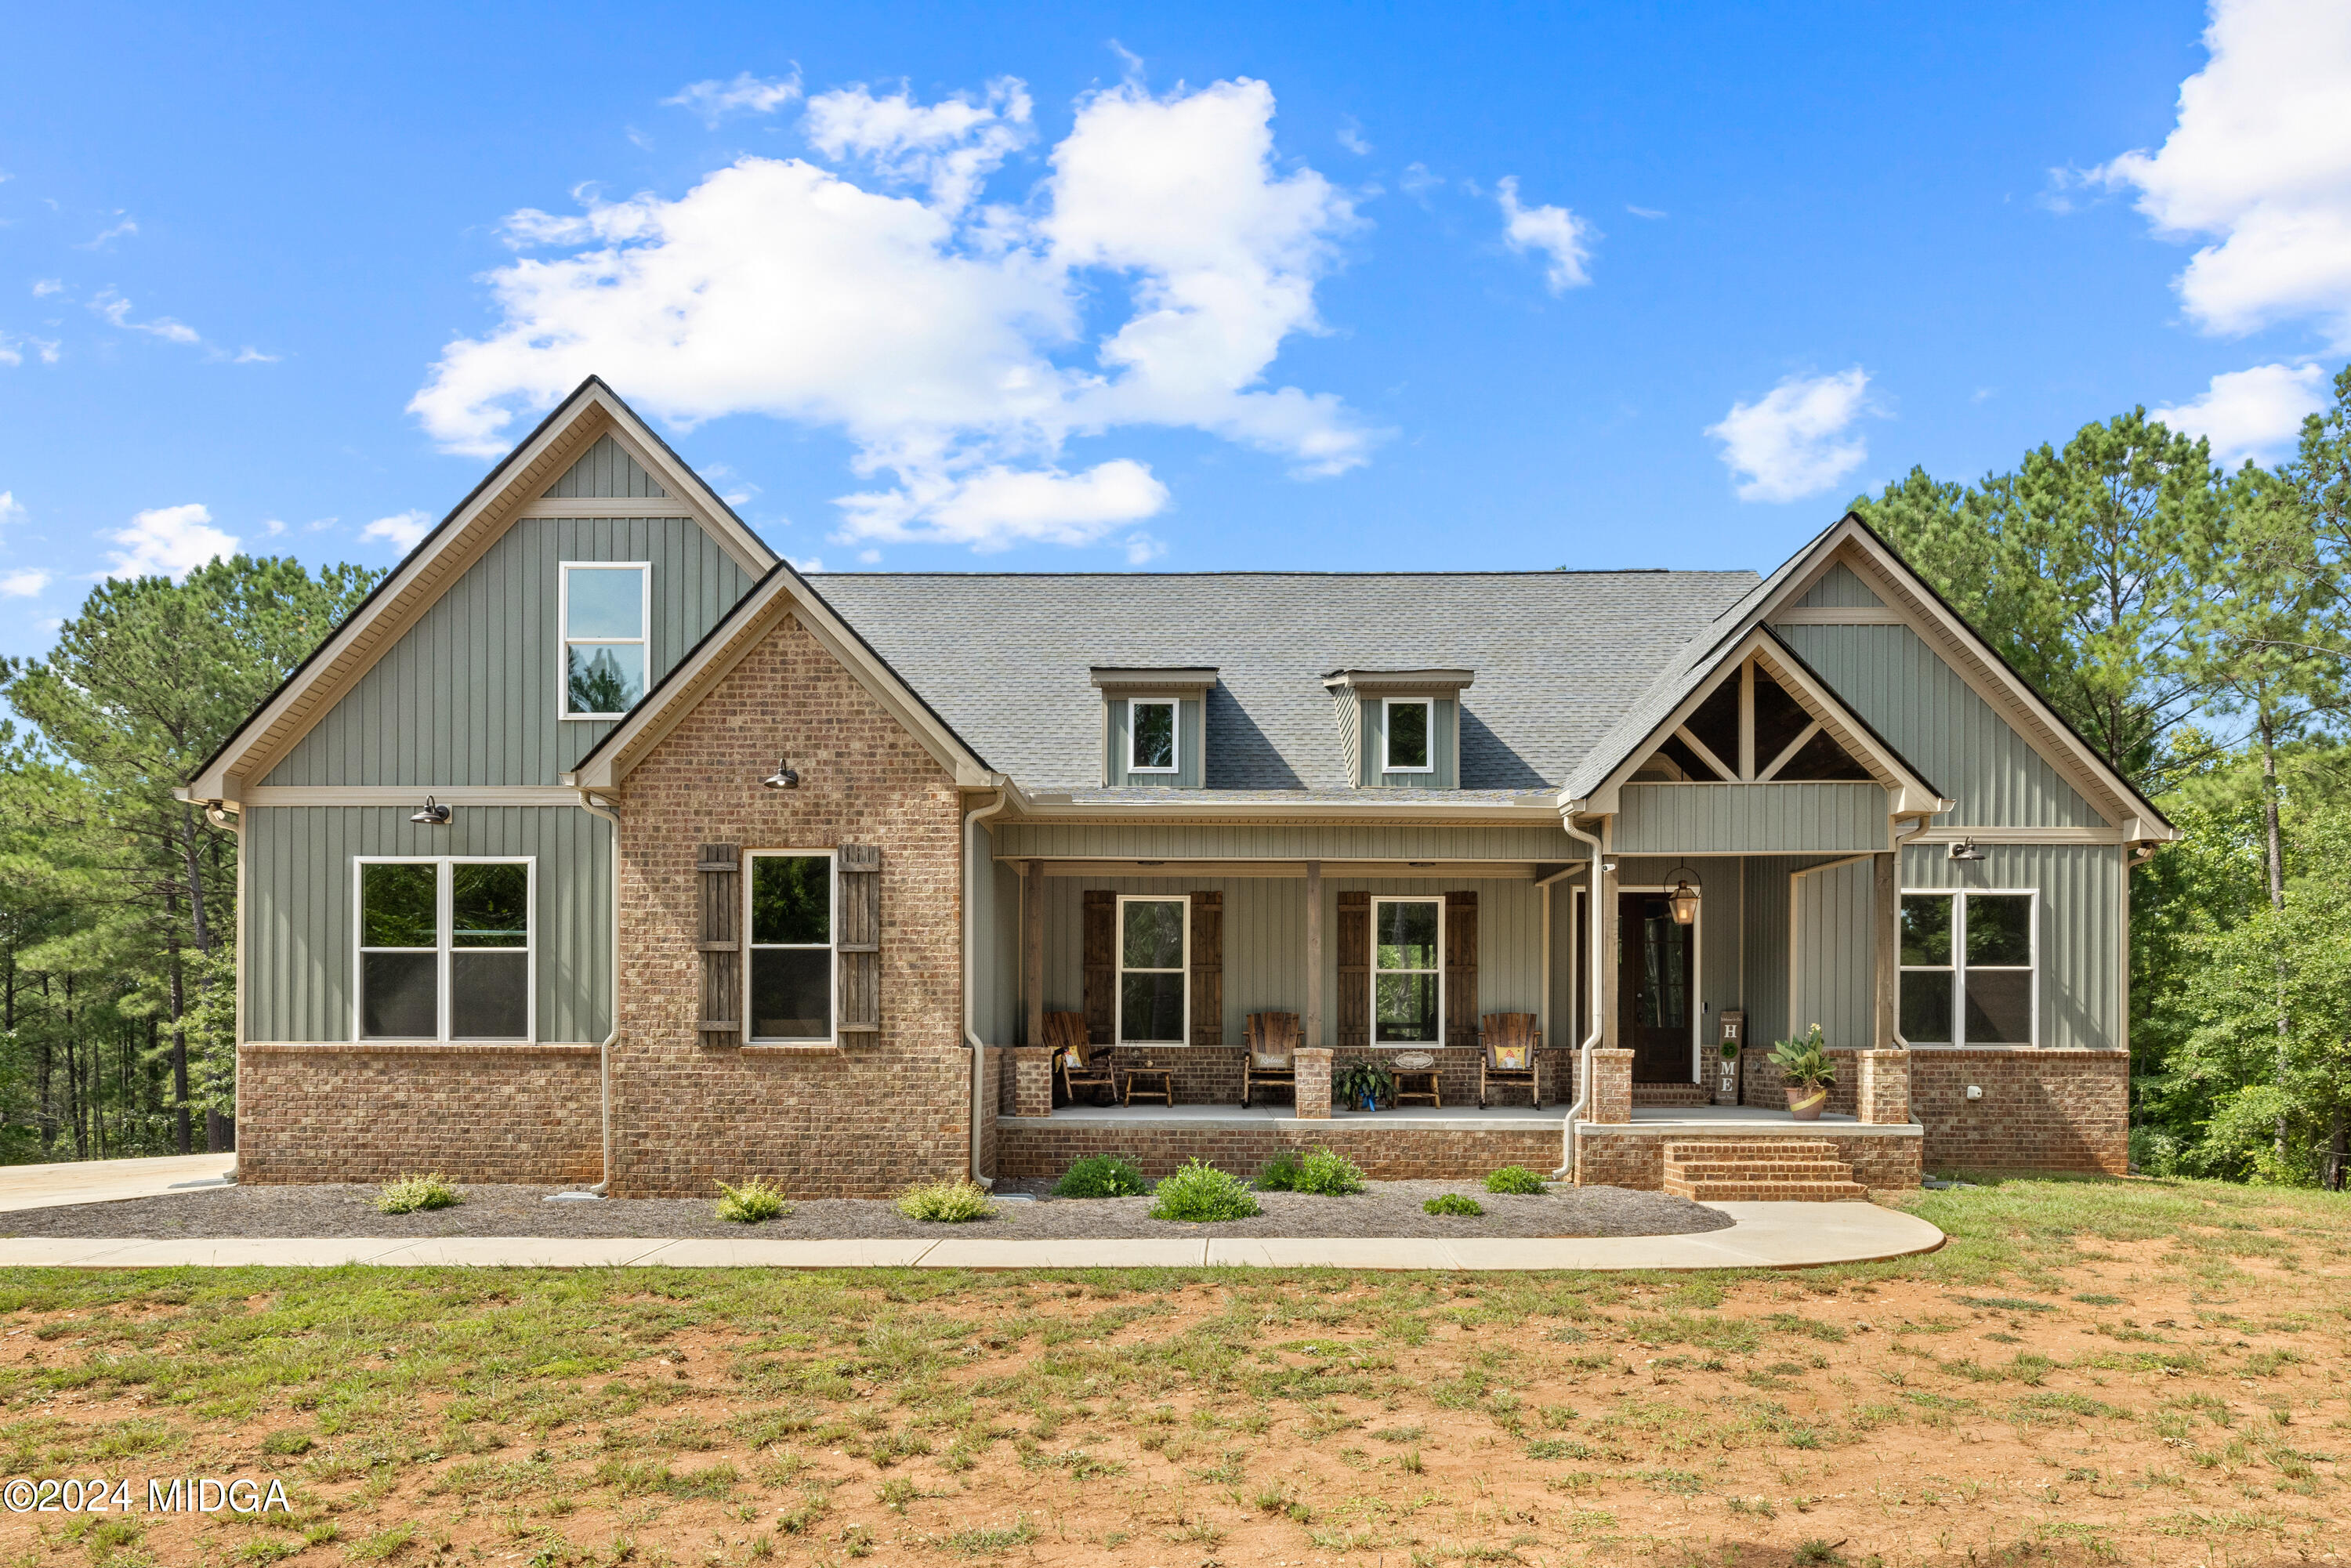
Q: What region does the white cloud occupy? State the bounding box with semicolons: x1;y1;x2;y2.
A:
1123;531;1166;565
90;290;201;345
1400;163;1441;200
360;510;433;552
2092;0;2351;345
230;346;279;364
262;518;287;536
106;503;238;580
0;569;51;598
31;278;63;296
411;74;1370;554
0;339;16;368
1707;368;1874;503
1497;176;1594;292
0;491;24;526
2153;360;2328;463
1335;118;1371;156
665;71;802;128
75;215;137;250
789;555;825;572
1625;205;1666;220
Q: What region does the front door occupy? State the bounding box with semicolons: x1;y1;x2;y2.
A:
1619;893;1694;1083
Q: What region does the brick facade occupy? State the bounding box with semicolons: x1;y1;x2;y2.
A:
1853;1049;1909;1125
607;611;970;1199
1909;1049;2127;1175
236;1043;602;1185
995;1118;1566;1182
1575;1126;1922;1193
1295;1048;1332;1118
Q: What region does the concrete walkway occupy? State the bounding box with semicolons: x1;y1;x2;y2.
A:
0;1201;1941;1272
0;1153;236;1214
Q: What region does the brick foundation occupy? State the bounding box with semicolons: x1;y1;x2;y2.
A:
1011;1047;1056;1118
1909;1049;2127;1175
1575;1126;1922;1193
1054;1045;1578;1110
235;1043;603;1185
995;1119;1565;1182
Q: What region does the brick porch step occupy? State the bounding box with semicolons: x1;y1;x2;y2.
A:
1661;1139;1868;1203
1633;1081;1712;1107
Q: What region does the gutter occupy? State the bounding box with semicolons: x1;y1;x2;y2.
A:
571;790;624;1197
1556;813;1609;1180
962;787;1011;1187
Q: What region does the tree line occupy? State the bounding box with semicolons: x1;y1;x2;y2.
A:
2;375;2347;1179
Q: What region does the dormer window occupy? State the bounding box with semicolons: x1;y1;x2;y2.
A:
1128;698;1179;773
1383;697;1433;773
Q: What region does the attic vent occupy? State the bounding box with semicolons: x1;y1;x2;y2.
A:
544;435;668;501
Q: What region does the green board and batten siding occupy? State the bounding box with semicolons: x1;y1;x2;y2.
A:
1615;782;1886;853
1358;697;1459;788
1103;697;1205;788
245;806;611;1043
991;821;1582;862
542;435;667;500
1792;562;1884;609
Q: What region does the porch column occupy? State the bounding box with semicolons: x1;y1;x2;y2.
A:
1023;859;1044;1049
1597;855;1619;1052
1295;1048;1332;1119
1304;860;1323;1050
1873;850;1898;1048
1588;1048;1634;1124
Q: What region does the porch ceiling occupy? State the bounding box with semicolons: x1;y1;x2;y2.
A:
1001;857;1580;879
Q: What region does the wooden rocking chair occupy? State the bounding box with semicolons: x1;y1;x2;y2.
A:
1478;1013;1541;1108
1241;1012;1301;1107
1049;1012;1115;1106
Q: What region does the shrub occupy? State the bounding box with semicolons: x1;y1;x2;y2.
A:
375;1174;460;1215
1424;1193;1485;1217
714;1177;790;1224
1148;1159;1262;1222
1484;1165;1549;1195
896;1179;994;1223
1291;1147;1367;1196
1254;1150;1305;1191
1052;1155;1150;1199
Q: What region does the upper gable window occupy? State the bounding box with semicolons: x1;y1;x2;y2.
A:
1383;698;1434;773
1129;698;1179;773
561;563;650;719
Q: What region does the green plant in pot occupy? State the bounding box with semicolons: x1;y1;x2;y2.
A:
1770;1026;1835;1120
1335;1057;1396;1111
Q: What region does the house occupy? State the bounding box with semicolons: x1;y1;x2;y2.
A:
183;378;2172;1199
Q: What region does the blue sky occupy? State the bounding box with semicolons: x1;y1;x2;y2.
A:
5;1;2348;661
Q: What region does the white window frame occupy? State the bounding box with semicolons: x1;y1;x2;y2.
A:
1371;894;1445;1045
1115;893;1190;1045
1382;697;1436;774
558;561;652;721
1898;887;2038;1048
744;849;839;1045
352;856;537;1042
1127;697;1180;775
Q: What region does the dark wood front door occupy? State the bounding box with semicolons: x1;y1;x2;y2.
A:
1619;893;1695;1083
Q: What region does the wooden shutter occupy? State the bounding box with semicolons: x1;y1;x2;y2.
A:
1335;891;1370;1051
1444;890;1480;1050
837;843;881;1036
1189;891;1223;1047
1081;889;1115;1045
696;844;741;1041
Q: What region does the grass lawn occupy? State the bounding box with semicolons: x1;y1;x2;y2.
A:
0;1176;2344;1566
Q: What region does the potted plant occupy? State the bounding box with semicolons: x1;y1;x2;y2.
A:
1335;1057;1396;1112
1770;1026;1836;1121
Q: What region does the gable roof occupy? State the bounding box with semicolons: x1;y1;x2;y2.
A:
184;378;777;802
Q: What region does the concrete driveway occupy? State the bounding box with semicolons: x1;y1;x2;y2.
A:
0;1153;235;1214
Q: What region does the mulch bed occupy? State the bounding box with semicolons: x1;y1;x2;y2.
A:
2;1179;1733;1242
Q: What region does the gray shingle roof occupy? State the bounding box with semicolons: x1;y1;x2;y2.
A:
806;571;1758;791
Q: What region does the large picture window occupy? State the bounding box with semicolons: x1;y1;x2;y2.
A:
1128;699;1178;773
1373;896;1443;1043
748;852;835;1041
560;562;650;719
1118;895;1188;1043
1383;697;1433;773
1899;890;2035;1046
357;858;532;1041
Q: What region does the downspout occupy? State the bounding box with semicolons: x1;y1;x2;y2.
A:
205;802;243;1179
963;788;1009;1188
1556;813;1608;1179
571;791;623;1197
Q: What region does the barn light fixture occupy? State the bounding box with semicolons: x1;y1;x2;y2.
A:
1948;838;1987;862
409;795;452;826
760;757;801;791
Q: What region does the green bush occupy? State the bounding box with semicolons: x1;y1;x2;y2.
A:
896;1179;995;1222
1253;1150;1305;1191
1052;1155;1150;1199
1291;1147;1367;1196
1484;1165;1549;1195
1148;1159;1262;1222
375;1173;460;1215
1424;1193;1485;1217
714;1176;790;1223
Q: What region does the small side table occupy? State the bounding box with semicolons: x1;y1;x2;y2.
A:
1122;1066;1175;1105
1390;1051;1441;1108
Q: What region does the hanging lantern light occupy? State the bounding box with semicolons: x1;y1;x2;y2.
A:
1668;873;1701;926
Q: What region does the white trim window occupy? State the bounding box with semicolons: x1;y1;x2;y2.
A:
1128;698;1179;774
1372;895;1444;1043
1383;697;1434;773
1899;889;2036;1046
356;857;534;1041
560;561;651;719
747;851;836;1042
1117;893;1189;1043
